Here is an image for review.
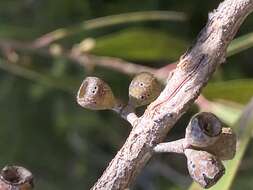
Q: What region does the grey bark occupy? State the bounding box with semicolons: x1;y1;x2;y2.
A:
91;0;253;189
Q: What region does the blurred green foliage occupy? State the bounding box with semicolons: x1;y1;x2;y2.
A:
204;79;253;104
92;27;188;61
0;0;252;190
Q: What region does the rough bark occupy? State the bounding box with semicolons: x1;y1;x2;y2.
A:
92;0;253;189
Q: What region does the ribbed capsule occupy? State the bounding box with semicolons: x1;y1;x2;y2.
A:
185;149;225;189
185;112;222;148
128;72;161;107
76;77;117;110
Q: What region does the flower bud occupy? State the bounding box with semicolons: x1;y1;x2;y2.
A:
185;149;225;188
128;72;161;107
185;112;222;148
77;77;117;110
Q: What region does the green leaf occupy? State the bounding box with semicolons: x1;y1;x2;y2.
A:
92;27;188;61
227;32;253;57
188;99;253;190
35;11;187;45
0;25;41;39
209;101;242;127
203;79;253;104
209;99;253;189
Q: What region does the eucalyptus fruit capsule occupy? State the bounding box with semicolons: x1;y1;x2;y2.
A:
204;127;236;160
185;149;225;188
77;77;117;110
0;165;34;190
128;72;161;107
185;112;222;148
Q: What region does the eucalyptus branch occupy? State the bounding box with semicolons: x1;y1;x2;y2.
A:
0;39;160;77
0;29;252;83
113;104;139;127
89;0;253;189
0;0;251;189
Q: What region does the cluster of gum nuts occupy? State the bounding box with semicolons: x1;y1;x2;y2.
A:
76;72;162;110
184;112;236;188
76;72;236;189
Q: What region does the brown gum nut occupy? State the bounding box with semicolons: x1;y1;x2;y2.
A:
203;127;236;160
77;77;116;110
185;112;222;148
185;149;225;188
0;165;34;190
128;72;161;107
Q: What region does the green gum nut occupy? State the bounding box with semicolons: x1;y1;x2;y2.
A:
77;77;116;110
128;72;161;107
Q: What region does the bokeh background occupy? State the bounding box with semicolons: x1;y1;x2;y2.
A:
0;0;252;189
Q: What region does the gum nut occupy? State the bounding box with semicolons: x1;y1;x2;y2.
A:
0;165;34;190
185;112;222;147
185;149;225;188
77;77;116;110
207;127;237;160
128;72;161;107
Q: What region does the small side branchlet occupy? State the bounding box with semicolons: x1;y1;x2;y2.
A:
153;112;237;189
